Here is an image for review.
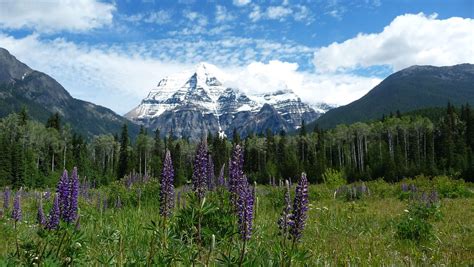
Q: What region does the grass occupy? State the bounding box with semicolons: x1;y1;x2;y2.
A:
0;180;473;265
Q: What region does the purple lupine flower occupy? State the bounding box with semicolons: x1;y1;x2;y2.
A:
11;191;22;222
236;175;254;241
37;200;46;226
65;167;79;223
420;190;439;207
160;150;175;217
289;173;309;242
217;163;226;187
208;154;215;190
57;170;70;221
229;145;244;204
277;180;293;238
47;194;60;230
3;187;10;211
192;141;209;200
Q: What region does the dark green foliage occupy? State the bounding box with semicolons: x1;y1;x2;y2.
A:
117;124;130;179
174;190;236;246
396;198;441;242
1;103;474;188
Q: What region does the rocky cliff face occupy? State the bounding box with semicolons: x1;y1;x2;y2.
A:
126;63;329;139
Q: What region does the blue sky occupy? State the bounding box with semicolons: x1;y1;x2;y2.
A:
0;0;473;114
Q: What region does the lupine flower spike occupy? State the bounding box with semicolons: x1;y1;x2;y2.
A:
192;141;209;200
11;190;22;223
47;194;60;230
278;180;293;239
236;175;254;241
289;173;309;243
66;167;80;223
37;199;46;226
160;150;175;217
229;145;244;205
57;170;70;220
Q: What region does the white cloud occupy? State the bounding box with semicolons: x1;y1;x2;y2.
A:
0;0;116;33
249;4;313;23
0;32;375;114
233;0;251;6
183;10;208;26
216;5;235;23
249;5;262;22
313;13;474;73
266;6;292;20
123;10;172;25
221;60;381;107
0;33;190;114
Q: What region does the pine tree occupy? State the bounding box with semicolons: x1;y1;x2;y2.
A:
117;124;129;179
46;113;61;131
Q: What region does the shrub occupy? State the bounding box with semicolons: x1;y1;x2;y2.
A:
432;176;473;198
322;169;346;189
396;190;441;242
366;179;395;198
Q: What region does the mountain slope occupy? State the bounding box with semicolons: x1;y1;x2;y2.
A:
126;63;326;139
0;47;139;138
315;64;474;129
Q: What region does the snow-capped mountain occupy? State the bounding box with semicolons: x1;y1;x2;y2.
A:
125;63;330;139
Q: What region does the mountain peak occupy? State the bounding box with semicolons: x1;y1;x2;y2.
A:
126;64;325;139
0;47;32;82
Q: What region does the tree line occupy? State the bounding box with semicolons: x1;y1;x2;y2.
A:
0;103;473;188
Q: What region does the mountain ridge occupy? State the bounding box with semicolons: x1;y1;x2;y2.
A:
314;63;474;129
0;47;139;138
126;62;327;139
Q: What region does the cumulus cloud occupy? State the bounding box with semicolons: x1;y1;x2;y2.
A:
0;0;115;33
313;13;474;73
233;0;251;6
0;32;375;114
222;60;381;107
0;33;190;114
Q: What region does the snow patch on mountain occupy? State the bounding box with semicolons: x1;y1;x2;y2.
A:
125;62;332;137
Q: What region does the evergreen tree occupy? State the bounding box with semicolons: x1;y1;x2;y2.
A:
46;113;61;131
117;124;130;179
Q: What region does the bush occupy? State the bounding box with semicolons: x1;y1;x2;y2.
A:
322;169;346;189
396;191;441;242
366;179;395;198
432;176;473;198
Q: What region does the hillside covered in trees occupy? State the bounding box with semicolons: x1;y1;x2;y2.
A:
0;103;473;188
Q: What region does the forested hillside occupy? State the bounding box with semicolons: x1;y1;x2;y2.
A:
1;102;473;188
315;64;474;128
